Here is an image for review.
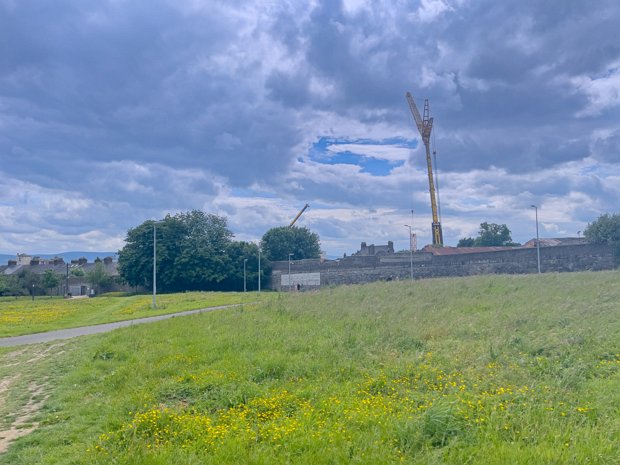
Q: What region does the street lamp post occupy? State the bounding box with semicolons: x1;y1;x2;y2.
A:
243;258;248;292
531;205;541;274
32;283;35;301
404;224;413;280
288;253;293;292
258;246;261;294
152;221;163;309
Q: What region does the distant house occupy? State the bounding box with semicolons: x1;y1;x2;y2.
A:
522;237;587;247
16;253;32;265
0;255;123;296
354;241;395;256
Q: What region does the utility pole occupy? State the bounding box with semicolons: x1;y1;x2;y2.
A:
404;224;413;280
531;205;541;274
288;253;293;292
152;222;158;309
258;246;261;293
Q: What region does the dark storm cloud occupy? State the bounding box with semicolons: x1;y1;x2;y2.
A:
0;0;301;191
278;0;620;173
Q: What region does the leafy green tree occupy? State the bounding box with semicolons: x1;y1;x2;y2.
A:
457;222;519;247
118;210;235;292
584;213;620;244
86;262;113;294
585;213;620;263
261;226;321;261
13;268;40;296
457;237;475;247
0;274;11;296
70;267;85;277
171;211;234;291
0;275;23;297
218;241;264;291
42;270;61;296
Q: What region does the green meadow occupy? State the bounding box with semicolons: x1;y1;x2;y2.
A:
1;271;619;464
0;292;249;337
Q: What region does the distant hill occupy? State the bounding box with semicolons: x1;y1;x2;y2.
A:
0;252;117;265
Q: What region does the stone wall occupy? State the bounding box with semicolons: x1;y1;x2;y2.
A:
268;244;615;290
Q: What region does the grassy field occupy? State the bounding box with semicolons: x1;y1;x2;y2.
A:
0;292;252;337
1;271;619;464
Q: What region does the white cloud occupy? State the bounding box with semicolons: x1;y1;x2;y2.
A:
572;63;620;116
413;0;453;22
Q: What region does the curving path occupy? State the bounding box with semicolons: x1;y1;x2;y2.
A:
0;304;243;347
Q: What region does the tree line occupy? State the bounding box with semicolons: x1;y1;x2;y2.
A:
117;210;321;293
3;211;616;297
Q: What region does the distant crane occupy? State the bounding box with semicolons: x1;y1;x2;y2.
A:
405;92;444;246
289;204;309;227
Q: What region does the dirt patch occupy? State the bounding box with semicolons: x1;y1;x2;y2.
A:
0;381;50;453
3;342;67;368
0;345;60;455
24;342;67;365
0;377;17;411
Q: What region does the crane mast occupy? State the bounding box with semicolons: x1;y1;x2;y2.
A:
405;92;443;246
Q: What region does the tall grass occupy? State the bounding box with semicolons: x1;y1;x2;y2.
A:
1;271;619;464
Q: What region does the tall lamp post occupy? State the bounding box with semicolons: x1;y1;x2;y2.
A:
530;205;541;274
152;221;163;309
288;253;294;292
243;258;248;292
404;224;413;280
258;246;261;294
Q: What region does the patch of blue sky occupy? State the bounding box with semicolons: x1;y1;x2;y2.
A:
328;151;401;175
309;136;417;176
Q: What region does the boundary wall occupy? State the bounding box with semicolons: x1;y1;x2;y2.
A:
269;244;615;291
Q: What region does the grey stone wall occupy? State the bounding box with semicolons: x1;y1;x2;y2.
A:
268;244;615;290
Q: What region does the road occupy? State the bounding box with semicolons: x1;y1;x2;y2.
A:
0;304;241;347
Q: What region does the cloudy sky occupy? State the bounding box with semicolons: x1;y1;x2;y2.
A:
1;0;619;257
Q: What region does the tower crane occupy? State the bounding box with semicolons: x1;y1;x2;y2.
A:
289;204;309;227
405;92;444;246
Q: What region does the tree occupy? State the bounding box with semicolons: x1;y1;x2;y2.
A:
42;270;61;296
0;274;10;296
218;241;264;291
171;210;234;291
0;274;23;297
118;210;235;292
86;262;113;294
261;226;321;261
70;267;85;277
13;269;40;296
584;213;620;263
457;237;476;247
584;213;620;244
457;222;519;247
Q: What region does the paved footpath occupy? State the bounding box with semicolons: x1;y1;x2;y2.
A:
0;304;242;347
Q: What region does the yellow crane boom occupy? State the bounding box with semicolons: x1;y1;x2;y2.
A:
406;91;443;246
289;204;309;227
